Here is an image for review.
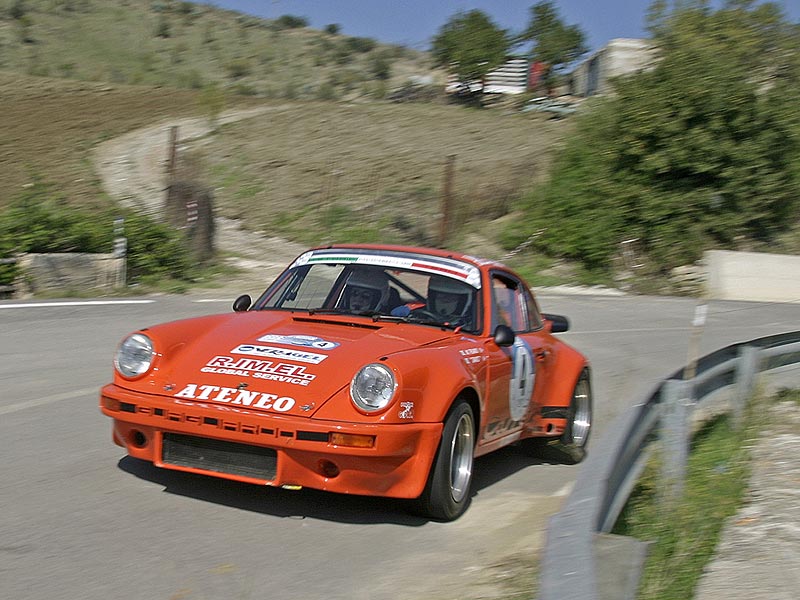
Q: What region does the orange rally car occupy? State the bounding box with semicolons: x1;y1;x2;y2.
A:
100;244;592;521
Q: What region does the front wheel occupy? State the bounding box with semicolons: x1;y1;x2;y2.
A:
414;400;475;521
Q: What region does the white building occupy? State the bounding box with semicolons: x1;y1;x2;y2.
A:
483;58;530;94
568;38;655;97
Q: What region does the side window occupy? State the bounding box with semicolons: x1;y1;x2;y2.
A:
491;273;538;333
522;286;543;330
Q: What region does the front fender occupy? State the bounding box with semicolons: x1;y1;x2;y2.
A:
385;345;483;423
310;343;483;425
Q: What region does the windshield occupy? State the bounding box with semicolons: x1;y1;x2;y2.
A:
254;261;481;333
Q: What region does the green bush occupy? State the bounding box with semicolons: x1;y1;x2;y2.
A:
345;36;377;54
0;179;192;286
273;14;307;30
505;2;800;276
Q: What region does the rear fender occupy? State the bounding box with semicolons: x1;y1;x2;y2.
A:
542;344;589;408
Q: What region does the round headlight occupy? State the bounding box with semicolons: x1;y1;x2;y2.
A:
115;333;154;378
350;363;397;413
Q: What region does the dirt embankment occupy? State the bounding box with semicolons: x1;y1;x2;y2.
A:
92;106;306;295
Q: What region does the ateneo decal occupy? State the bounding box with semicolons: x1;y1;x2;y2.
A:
174;383;296;412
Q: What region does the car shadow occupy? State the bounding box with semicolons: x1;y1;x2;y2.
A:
117;443;572;525
118;455;422;525
470;443;571;491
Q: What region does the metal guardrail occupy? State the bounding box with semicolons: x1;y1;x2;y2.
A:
539;331;800;600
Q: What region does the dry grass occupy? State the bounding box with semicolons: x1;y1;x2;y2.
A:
0;1;574;275
191;101;571;248
0;70;239;208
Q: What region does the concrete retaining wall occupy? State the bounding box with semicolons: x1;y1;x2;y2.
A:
705;249;800;303
14;253;124;297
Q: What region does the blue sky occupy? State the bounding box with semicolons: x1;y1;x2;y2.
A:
211;1;800;53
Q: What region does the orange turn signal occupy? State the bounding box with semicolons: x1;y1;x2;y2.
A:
102;396;120;411
329;433;375;448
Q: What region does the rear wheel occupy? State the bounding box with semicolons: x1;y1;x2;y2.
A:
414;400;475;521
564;370;592;449
522;369;592;464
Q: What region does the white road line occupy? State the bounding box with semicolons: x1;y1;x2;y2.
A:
566;327;692;334
0;300;156;309
0;388;97;416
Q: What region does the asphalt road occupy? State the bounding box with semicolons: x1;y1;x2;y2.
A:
1;292;797;600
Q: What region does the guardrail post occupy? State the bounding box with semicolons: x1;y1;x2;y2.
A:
734;345;760;429
660;379;692;504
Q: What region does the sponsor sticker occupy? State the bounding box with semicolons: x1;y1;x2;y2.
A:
459;346;486;365
399;402;414;419
257;334;339;350
232;344;328;364
200;356;316;386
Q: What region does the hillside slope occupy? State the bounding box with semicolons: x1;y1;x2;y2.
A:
0;0;435;97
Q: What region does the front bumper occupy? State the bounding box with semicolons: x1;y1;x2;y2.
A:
100;384;442;499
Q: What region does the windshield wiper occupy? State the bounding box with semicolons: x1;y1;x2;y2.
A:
306;308;381;318
371;313;458;330
304;309;458;330
306;307;349;316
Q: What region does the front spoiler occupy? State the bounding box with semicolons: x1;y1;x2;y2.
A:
100;384;442;499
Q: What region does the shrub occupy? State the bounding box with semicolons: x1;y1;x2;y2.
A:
345;36;377;53
225;58;251;79
0;179;193;285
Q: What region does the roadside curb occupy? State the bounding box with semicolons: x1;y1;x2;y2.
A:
694;398;800;600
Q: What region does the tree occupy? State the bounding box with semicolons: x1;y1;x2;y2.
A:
431;10;510;88
274;14;308;30
521;1;587;91
505;1;800;276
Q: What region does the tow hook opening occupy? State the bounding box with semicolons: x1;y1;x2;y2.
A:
318;459;340;479
129;430;148;448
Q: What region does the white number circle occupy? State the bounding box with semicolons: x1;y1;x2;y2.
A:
508;338;535;421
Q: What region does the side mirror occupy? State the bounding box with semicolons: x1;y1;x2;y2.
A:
232;294;252;312
542;313;569;333
493;324;515;347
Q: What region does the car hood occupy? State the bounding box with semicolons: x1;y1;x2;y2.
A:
121;311;452;417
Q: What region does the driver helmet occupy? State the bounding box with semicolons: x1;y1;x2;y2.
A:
428;276;473;321
343;268;390;311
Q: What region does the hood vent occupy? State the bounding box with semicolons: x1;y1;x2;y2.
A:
292;316;382;330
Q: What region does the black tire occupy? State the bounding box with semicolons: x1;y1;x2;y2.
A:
521;369;592;465
414;400;475;521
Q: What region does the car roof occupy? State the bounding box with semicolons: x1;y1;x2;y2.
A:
307;243;509;272
295;244;514;290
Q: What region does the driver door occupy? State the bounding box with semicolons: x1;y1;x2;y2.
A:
481;272;551;446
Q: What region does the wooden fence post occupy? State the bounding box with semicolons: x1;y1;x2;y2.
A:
439;154;455;246
166;125;178;187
